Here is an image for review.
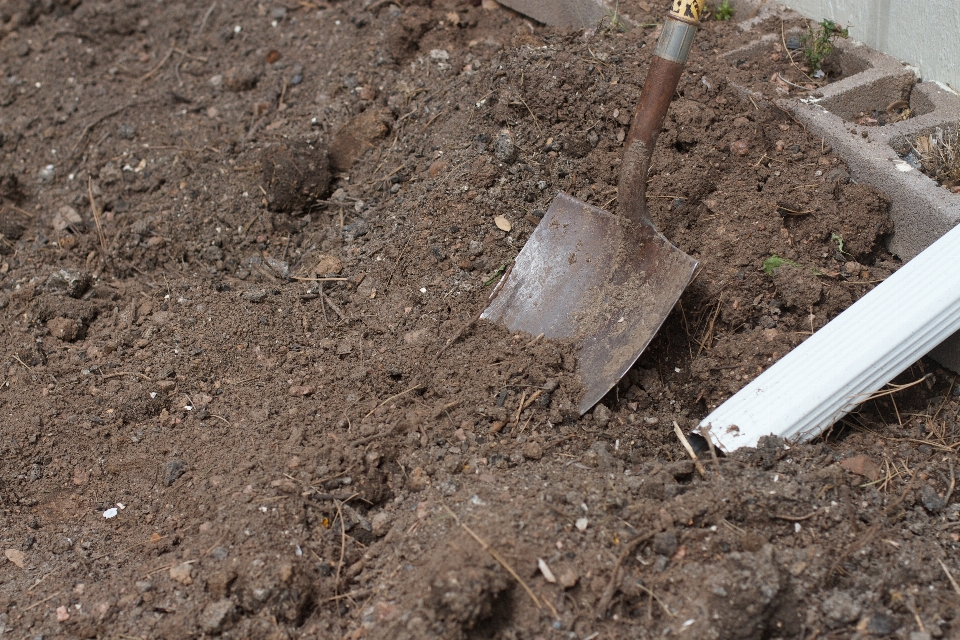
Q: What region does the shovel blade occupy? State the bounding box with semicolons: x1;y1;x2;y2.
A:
481;193;698;414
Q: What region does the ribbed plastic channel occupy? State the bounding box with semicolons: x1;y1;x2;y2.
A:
696;220;960;452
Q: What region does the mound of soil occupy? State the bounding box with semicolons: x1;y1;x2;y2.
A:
2;1;959;639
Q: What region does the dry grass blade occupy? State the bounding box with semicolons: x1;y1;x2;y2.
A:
442;505;542;611
939;559;960;599
674;421;708;478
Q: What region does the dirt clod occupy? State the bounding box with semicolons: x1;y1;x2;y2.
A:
260;142;332;213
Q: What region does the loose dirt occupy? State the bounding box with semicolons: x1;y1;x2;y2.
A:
2;1;959;639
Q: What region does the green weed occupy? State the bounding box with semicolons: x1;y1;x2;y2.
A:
800;19;849;74
715;0;734;21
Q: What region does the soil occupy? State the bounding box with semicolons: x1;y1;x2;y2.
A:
2;1;960;639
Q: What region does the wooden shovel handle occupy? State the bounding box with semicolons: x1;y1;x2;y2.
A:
619;1;703;228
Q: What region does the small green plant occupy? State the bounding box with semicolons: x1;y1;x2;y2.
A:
762;255;799;275
763;255;825;277
831;232;848;254
715;0;734;21
800;19;849;74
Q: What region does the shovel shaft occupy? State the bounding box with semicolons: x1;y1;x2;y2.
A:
619;2;702;227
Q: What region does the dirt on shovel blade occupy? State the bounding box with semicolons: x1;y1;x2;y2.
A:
1;1;958;639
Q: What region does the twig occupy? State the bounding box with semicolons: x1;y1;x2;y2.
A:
24;591;62;611
772;511;817;522
88;177;107;260
634;583;675;618
437;309;482;357
290;276;349;282
512;391;527;431
361;384;424;422
595;531;656;618
940;559;960;599
674;421;708;478
945;460;956;505
443;506;542;610
72;103;134;155
140;46;175;82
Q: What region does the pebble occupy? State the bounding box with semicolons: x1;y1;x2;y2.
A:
45;269;92;298
558;567;579;589
241;289;268;303
223;65;259;92
163;460;186;486
288;385;314;397
493;129;517;163
652;531;678;557
371;511;393;537
730;139;751;156
521;442;543;460
838;454;880;481
169;562;193;585
919;485;946;514
592;403;612;427
408;467;429;491
56;605;71;622
4;548;25;568
198;599;235;634
575;517;588;531
135;581;153;592
38;164;56;184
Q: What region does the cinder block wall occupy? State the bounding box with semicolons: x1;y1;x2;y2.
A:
732;0;960;90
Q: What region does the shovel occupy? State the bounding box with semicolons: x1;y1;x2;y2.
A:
482;1;705;415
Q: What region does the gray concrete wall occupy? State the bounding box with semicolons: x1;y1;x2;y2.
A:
764;0;960;90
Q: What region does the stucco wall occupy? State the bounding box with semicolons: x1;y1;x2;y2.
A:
765;0;960;90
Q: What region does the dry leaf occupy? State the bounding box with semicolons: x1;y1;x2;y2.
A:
5;548;25;569
494;215;511;232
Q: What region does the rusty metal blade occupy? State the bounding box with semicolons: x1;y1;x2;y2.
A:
481;193;698;414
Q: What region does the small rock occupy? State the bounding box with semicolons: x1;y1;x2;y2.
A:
157;380;176;393
313;254;343;275
241;289;268;303
223;65;260;92
863;613;894;636
371;511;393;537
821;591;861;628
169;562;193;585
652;531;678;557
839;455;880;481
4;548;26;568
38;164;56;184
47;317;82;342
730;139;751;156
52;206;84;232
198;599;234;633
575;517;588;531
521;442;543;460
558;567;579;589
592;403;612;428
329;108;393;171
288;385;314;397
163;460;186;486
493;129;516;163
920;485;946;514
45;269;92;298
135;580;153;592
408;466;429;491
56;605;71;622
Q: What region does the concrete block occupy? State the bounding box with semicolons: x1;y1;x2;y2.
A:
727;35;960;372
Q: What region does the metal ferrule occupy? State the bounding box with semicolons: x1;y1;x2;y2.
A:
654;17;698;64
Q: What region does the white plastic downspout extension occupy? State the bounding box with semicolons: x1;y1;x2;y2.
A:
695;220;960;452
